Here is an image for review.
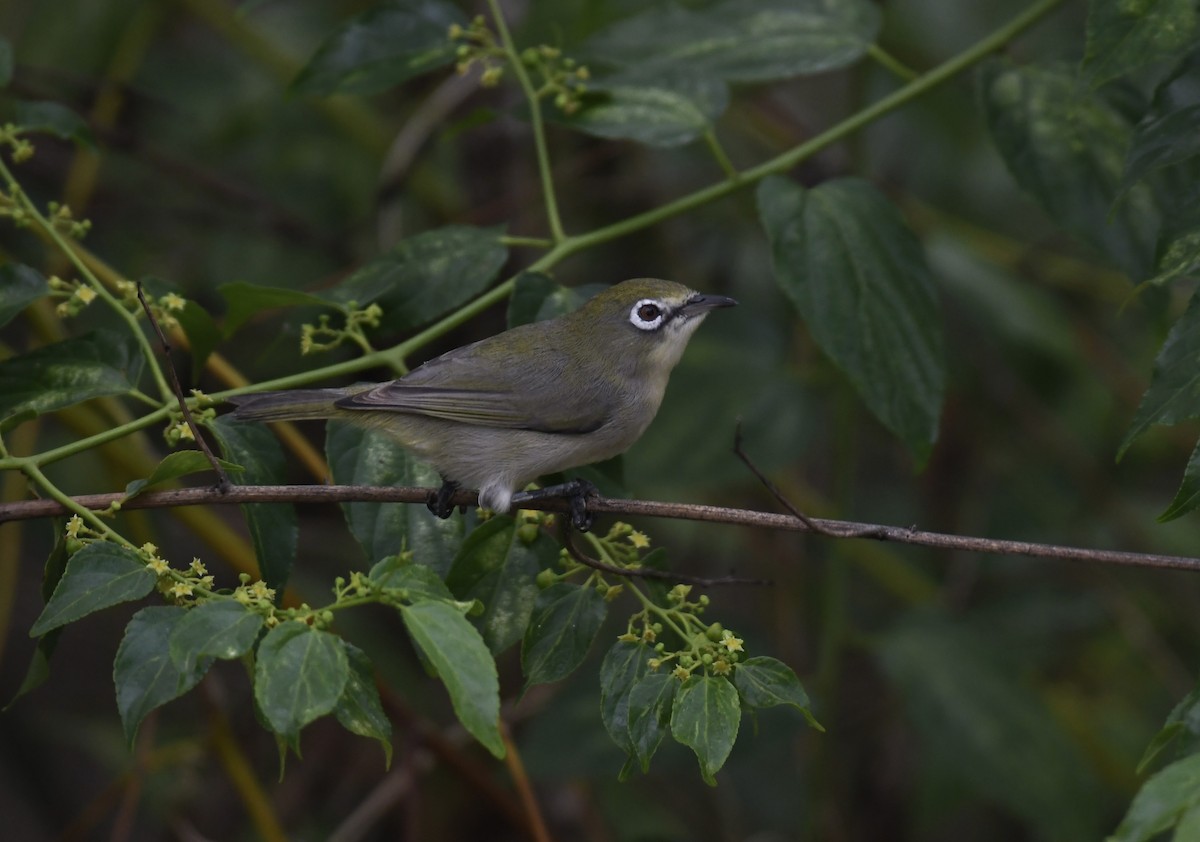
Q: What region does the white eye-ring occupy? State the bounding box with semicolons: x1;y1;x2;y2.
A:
629;299;666;331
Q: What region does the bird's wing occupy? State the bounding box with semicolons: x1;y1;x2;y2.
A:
335;329;610;434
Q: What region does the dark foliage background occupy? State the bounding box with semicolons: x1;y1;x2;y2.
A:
2;0;1200;840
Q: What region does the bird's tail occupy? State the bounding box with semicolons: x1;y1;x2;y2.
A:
227;388;358;423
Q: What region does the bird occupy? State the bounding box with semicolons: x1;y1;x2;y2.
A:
229;278;736;529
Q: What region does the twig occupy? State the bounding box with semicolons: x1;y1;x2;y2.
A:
136;283;231;490
500;723;553;842
3;484;1198;573
562;529;771;587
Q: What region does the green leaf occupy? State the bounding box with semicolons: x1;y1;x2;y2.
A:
253;622;350;736
327;421;465;573
670;674;740;786
176;299;223;382
292;0;467;96
1138;679;1200;773
168;600;264;673
123;450;243;500
506;272;603;328
400;600;504;757
446;517;556;654
30;543;156;637
335;642;393;766
628;672;678;773
114;606;211;745
218;282;335;336
210;417;297;589
878;616;1105;840
522;582;608;687
8;536;68;707
13;100;94;145
0;38;12;88
732;656;822;730
561;73;729;148
327;225;507;333
1120;288;1200;457
980;60;1159;279
0;263;50;328
758;175;945;464
1159;437;1200;521
1082;0;1199;87
599;640;651;759
0;330;145;428
1120;104;1200;195
1146;226;1200;288
583;0;879;83
1111;753;1200;842
369;555;456;601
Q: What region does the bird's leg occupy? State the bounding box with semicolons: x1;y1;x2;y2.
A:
511;479;599;532
426;479;460;519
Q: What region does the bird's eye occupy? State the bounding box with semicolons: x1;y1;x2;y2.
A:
630;299;665;331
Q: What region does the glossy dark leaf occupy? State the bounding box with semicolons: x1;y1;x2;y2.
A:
1082;0;1199;87
0;330;144;428
13;100;94;145
1111;753;1200;842
758;175;944;464
327;421;465;573
599;640;651;759
176;299;223;382
583;0;879;83
292;0;466;96
562;73;729;147
30;543;156;637
0;263;49;328
522;582;608;687
1147;227;1200;288
335;642;393;766
210;417;297;590
218;282;334;336
1138;678;1200;772
253;622;350;736
114;607;211;745
733;656;822;729
980;60;1159;279
369;555;456;602
123;450;242;500
670;674;740;786
168;600;264;673
628;672;677;772
507;272;602;328
1120;104;1200;194
400;600;503;757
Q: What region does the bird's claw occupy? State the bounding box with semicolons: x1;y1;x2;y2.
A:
427;480;459;520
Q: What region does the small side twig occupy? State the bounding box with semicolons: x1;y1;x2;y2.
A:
136;283;231;491
734;421;883;540
562;529;771;587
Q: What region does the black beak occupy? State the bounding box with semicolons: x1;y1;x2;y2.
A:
680;293;738;317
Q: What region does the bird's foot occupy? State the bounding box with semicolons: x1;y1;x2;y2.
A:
511;479;599;532
426;480;460;519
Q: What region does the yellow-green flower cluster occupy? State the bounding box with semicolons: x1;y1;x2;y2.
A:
299;303;382;355
164;390;217;447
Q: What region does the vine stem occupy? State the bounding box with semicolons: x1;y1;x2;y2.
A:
4;484;1198;574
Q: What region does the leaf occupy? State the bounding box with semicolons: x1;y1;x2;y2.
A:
114;606;211;745
445;516;556;654
1111;753;1200;842
168;600;264;673
1159;437;1200;521
1138;678;1200;773
521;582;608;687
1120;104;1200;195
218;281;335;336
326;421;465;573
335;642;393;766
0;263;50;329
253;622;350;736
733;656;822;730
561;73;729;148
1145;226;1200;288
30;543;156;637
176;299;223;382
980;60;1159;279
123;450;243;500
628;672;678;773
399;599;504;757
583;0;879;83
506;272;602;328
878;616;1105;840
13;100;94;145
292;0;467;96
369;555;456;602
757;175;945;464
0;330;145;428
1120;288;1200;458
327;225;507;333
599;640;651;758
210;417;297;590
1082;0;1199;88
670;674;740;786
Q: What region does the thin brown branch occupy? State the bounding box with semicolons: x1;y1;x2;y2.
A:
562;529;771;587
500;723;553;842
2;484;1198;572
136;283;231;490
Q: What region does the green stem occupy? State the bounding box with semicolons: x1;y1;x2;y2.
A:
867;44;920;82
703;129;738;179
21;460;132;546
486;0;567;243
501;235;555;249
